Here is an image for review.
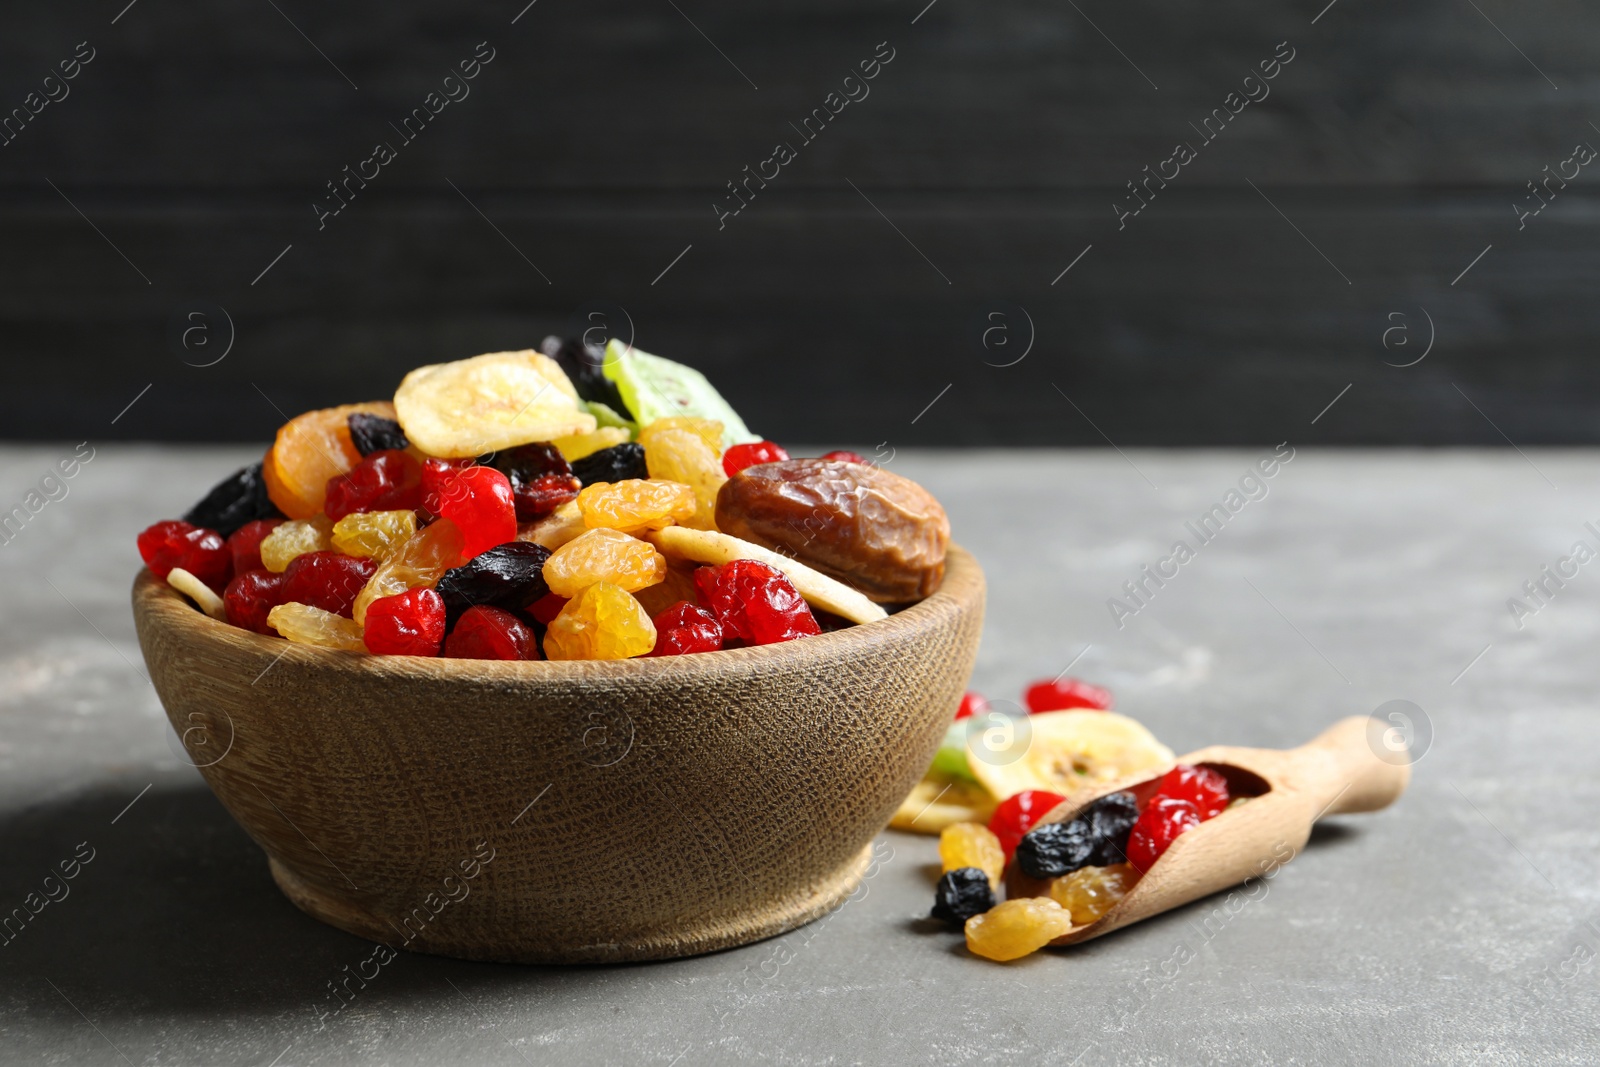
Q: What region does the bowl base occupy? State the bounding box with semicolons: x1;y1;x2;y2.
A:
269;843;874;964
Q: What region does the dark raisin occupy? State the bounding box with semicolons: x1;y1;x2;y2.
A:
570;443;648;487
434;542;552;626
1085;791;1140;866
348;413;410;456
489;444;581;520
541;335;632;418
492;442;572;483
182;463;284;537
932;868;995;926
512;473;581;521
1015;819;1097;880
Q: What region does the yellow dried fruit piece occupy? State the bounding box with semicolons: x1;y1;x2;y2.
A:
964;898;1073;962
1049;863;1137;926
553;427;632;462
543;528;666;597
331;509;417;561
940;822;1005;889
393;350;595;457
353;518;464;625
544;581;657;660
638;418;726;531
641;416;722;453
267;603;368;652
259;515;334;573
968;710;1175;802
577;479;696;535
888;776;996;834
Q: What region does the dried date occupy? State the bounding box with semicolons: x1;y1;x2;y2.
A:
713;459;949;602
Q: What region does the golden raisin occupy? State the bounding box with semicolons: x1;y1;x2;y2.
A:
1048;863;1137;926
259;515;334;573
638;418;726;531
577;479;696;535
964;897;1073;962
544;581;657;660
267;602;367;652
331;509;417;561
543;528;666;597
352;518;464;625
939;822;1005;889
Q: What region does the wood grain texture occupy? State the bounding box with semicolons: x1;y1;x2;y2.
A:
130;546;984;963
1004;716;1410;946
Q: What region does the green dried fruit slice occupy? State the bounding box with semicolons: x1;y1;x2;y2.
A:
602;341;759;449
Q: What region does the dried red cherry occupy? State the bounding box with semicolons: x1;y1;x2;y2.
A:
279;551;377;618
1154;764;1230;819
1023;677;1114;713
226;519;283;576
324;449;422;522
988;789;1067;861
224;568;284;634
363;588;446;657
1126;796;1201;873
648;601;724;656
526;591;568;625
421;457;476;514
444;605;538;660
693;559;820;646
954;691;988;720
721;440;790;477
435;466;516;558
137;520;231;588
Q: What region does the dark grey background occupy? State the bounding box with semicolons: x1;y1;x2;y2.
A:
2;0;1595;446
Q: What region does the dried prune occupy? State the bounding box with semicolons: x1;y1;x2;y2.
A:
1016;791;1141;878
932;868;996;926
182;463;284;537
347;413;410;456
1015;820;1095;880
434;541;552;625
542;335;631;417
571;443;649;487
492;441;571;483
1084;791;1141;866
715;459;950;603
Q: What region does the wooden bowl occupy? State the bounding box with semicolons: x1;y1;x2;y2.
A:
131;546;984;963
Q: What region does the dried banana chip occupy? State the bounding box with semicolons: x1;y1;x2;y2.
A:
394;350;596;458
967;709;1174;802
890;775;997;834
643;526;888;625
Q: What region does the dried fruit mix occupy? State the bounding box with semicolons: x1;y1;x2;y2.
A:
138;342;948;660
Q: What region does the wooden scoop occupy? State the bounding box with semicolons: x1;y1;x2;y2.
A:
1004;716;1410;946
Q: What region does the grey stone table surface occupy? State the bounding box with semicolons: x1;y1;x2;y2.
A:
1;444;1596;1066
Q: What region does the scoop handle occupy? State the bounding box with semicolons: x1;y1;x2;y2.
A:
1290;715;1411;817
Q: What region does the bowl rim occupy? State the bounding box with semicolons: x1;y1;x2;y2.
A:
133;543;983;681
